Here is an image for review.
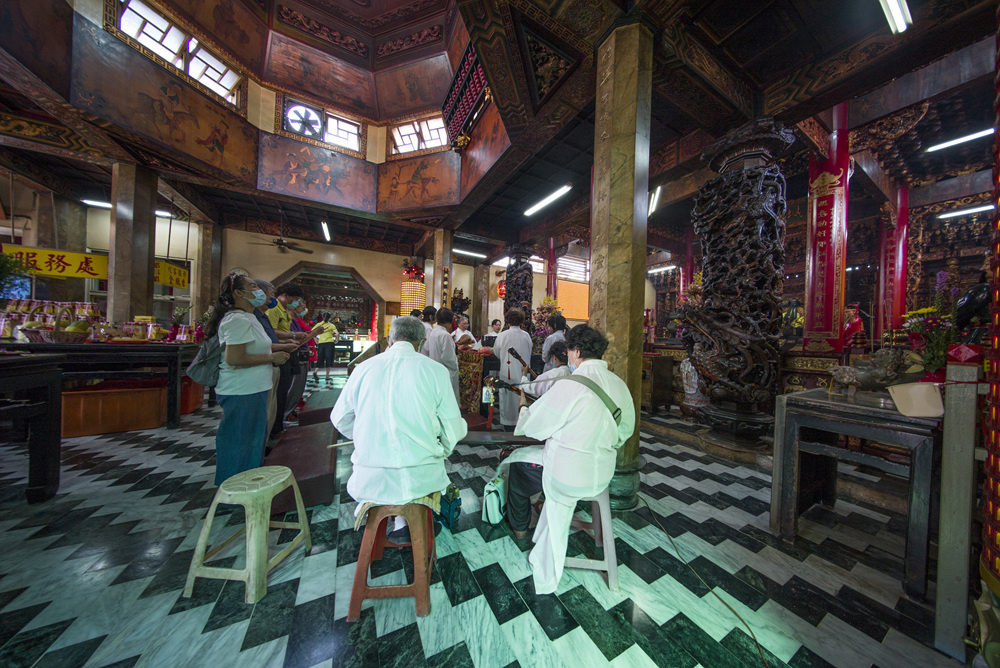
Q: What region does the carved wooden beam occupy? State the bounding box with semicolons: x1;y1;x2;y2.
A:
659;23;753;119
647;227;686;254
650;129;713;181
157;178;218;224
850;36;994;128
0;147;93;200
659;167;716;207
852;150;897;204
909;169;992;208
0;112;115;166
794;117;829;161
0;45;134;163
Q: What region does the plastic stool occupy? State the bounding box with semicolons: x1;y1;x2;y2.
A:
348;504;435;621
183;466;312;604
564;486;618;591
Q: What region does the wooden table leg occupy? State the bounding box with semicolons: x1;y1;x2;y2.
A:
26;371;61;503
779;414;801;541
167;356;181;429
904;435;933;599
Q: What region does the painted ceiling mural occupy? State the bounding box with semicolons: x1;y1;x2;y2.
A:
377;151;460;210
258;132;377;212
70;18;258;183
374;54;453;118
163;0;268;73
0;1;74;99
266;32;379;118
460;102;510;199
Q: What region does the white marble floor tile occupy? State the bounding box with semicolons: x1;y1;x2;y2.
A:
452;597;517;668
415;582;464;657
499;611;568;668
608;643;659;668
295;548;339;606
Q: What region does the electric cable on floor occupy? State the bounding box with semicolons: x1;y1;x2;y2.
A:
637;493;771;668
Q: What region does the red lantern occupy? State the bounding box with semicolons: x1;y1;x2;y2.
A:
497;280;506;299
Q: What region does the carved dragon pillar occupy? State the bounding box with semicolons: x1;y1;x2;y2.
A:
680;118;795;443
503;244;535;317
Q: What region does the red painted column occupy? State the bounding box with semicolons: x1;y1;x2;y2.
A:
546;237;557;298
803;102;850;353
875;187;909;341
893;187;909;331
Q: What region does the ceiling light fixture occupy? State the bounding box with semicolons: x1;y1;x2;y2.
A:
647;265;676;274
878;0;912;34
321;221;331;241
155;210;173;218
454;249;487;258
82;199;112;209
524;184;572;216
926;128;995;152
648;186;662;216
938;204;996;219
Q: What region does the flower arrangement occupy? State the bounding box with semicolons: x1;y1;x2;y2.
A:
684;271;704;307
169;304;193;326
531;296;560;352
903;306;956;374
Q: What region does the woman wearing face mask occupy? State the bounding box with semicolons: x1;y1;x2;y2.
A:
284;302;315;422
204;274;290;485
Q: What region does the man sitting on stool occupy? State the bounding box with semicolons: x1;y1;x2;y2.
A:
507;325;635;594
331;316;467;520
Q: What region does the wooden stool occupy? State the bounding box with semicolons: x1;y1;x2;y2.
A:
564;486;618;591
348;504;435;622
183;466;312;604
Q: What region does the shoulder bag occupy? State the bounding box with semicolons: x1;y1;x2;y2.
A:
186;335;225;387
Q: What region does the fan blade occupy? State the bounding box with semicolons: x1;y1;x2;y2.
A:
278;244;289;252
248;242;275;246
288;245;314;254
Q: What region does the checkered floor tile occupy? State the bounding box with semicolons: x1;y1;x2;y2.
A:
0;375;962;667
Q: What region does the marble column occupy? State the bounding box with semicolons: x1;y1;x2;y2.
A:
472;263;489;334
46;197;89;302
193;222;221;323
107;163;157;322
432;229;453;309
589;20;653;510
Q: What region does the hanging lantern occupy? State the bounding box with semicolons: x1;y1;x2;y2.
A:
401;260;426;314
497;280;506;299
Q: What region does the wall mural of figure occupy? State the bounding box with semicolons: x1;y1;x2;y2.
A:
258;134;376;212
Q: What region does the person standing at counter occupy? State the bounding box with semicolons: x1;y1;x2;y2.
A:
314;312;339;383
267;283;310;438
492;308;532;429
425;307;460;403
206;274;290;485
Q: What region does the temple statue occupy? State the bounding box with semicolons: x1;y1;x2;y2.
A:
503;244;534;317
680;118;795;442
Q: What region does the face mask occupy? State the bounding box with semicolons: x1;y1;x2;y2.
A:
568;364;577;372
248;289;267;307
266;297;278;309
288;299;301;309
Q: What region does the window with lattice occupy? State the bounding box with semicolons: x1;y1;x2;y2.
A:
391;117;449;155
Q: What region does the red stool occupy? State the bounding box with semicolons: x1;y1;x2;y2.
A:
347;503;435;621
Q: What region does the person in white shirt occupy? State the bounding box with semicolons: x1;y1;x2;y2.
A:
421;305;436;341
541;314;567;373
205;274;290;486
451;316;474;343
491;308;533;428
511;325;636;594
522;341;571;398
331;316;467;511
424;307;461;403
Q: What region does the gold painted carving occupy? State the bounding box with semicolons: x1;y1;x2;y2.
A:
808;169;843;198
786;354;837;370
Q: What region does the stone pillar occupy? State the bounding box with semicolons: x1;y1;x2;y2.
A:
24;191;55;249
432;229;453;309
46;197;89;302
803;102;851;353
472;263;489;334
193;222;221;323
589;20;653;510
107;163;157;322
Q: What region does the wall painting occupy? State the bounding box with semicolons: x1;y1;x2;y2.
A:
266;32;378;119
0;1;74;98
164;0;267;73
71;20;257;183
447;18;470;72
460;101;510;198
375;54;453;119
258;133;376;213
377;151;460;211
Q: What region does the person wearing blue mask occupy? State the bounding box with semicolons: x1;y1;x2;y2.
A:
254;280;300;441
204;274;290;485
267;283;311;437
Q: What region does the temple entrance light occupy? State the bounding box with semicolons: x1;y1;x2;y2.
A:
878;0;912;34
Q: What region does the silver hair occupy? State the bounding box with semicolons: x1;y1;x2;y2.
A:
458;316;469;324
255;279;274;291
389;316;426;346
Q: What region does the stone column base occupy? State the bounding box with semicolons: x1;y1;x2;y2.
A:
609;455;645;510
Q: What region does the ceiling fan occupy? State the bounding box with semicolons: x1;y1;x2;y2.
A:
248;220;314;254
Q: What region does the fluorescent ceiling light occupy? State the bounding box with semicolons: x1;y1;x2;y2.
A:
648;186;661;216
938;204;995;219
926;128;994;152
82;200;112;209
647;265;676;274
878;0;912;34
524;184;572;216
454;249;487;258
321;221;331;241
155;210;173;218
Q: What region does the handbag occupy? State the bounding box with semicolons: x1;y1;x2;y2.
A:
434;484;462;529
482;475;506;525
185;335;224;387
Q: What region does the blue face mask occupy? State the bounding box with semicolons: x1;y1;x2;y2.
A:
288;299;301;309
266;297;278;309
248;289;267;307
568;364;577;372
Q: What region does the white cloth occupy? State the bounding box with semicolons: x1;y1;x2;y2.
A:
422;321;433;344
493;325;533;425
541;330;565;372
425;324;460;403
514;358;636;593
331;340;467;509
523;365;571;398
215;310;273;396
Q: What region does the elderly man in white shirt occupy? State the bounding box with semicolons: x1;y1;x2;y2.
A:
540;313;567;373
451;316;476;345
511;325;636;594
331;315;467;512
424;307;461;403
491;308;533;429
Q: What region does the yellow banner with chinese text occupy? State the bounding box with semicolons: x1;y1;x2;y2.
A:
1;244;107;279
153;261;189;289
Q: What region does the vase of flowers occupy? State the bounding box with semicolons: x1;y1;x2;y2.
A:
903;306;955;379
168;304;193;342
531;296;560;353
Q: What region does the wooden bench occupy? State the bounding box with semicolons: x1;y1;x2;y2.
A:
297;389;342;427
264;422;337;514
